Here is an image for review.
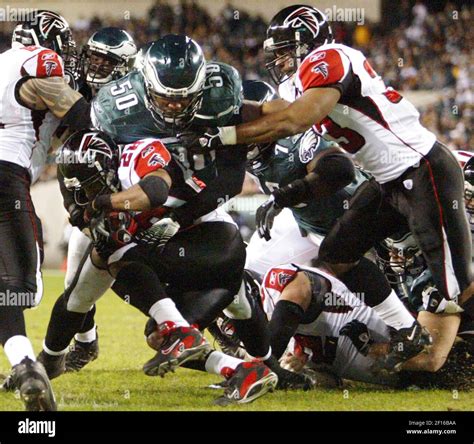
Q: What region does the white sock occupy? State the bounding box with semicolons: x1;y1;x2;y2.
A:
43;342;68;356
373;290;415;329
75;325;97;343
148;298;189;328
4;335;35;367
205;350;243;376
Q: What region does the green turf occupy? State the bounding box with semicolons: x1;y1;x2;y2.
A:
0;272;472;411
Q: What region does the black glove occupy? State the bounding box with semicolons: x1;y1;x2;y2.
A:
339;320;374;356
67;203;86;230
178;128;225;152
256;195;282;241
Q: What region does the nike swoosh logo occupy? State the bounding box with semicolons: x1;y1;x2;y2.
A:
161;339;181;355
406;328;417;342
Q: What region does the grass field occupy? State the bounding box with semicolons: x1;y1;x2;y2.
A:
0;272;472;411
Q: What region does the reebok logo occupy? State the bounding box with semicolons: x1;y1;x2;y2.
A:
18;419;56;437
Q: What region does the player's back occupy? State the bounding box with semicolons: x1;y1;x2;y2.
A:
296;42;437;183
0;45;63;175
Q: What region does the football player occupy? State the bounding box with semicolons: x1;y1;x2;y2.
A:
0;9;95;411
189;5;473;373
62;27;137;372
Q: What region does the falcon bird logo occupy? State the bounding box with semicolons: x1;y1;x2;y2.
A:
284;7;320;38
38;11;66;38
311;61;329;79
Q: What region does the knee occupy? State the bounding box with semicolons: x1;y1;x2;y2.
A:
423;352;448;372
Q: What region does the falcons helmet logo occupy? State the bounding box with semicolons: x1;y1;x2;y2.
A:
78;133;114;162
283;6;320;38
37;11;66;38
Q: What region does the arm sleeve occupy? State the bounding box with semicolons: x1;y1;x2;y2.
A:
172;146;247;227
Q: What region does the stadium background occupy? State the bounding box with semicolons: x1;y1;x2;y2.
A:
0;0;472;268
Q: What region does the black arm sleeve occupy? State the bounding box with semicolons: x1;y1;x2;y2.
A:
273;152;355;208
60;97;92;131
171;146;247;227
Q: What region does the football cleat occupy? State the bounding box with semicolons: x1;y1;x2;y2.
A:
377;321;432;372
143;323;211;377
265;355;315;391
65;338;99;372
215;361;278;406
10;357;57;411
207;317;246;359
37;350;66;380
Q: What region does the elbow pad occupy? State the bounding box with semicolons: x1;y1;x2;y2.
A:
61;97;92;131
138;175;169;208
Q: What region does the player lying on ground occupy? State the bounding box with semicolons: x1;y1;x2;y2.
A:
188;5;473;373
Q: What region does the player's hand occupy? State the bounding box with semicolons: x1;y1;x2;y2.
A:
135;217;180;252
256;195;282;241
339;320;373;356
280;352;307;373
178;128;225;152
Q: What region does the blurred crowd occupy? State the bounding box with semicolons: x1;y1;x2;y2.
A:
0;0;471;163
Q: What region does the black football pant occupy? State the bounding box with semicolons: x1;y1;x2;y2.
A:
0;161;43;346
320;141;472;304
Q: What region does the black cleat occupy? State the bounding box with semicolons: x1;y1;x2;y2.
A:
37;350;66;380
377;321;432;372
65;338;99;372
207;317;246;359
10;357;57;411
264;355;315;391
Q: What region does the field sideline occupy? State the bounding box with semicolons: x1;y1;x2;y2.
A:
0;272;472;411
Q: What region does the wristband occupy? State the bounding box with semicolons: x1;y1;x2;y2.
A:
219;126;237;145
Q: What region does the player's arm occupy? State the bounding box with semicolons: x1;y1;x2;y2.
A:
19;77;92;131
171;145;247;227
93;170;172;212
241;98;292;123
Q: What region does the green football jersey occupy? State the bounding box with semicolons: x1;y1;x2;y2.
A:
248;133;368;235
91;61;242;144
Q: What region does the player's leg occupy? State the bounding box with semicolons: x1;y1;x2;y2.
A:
63;228;100;371
0;163;55;410
246;208;317;275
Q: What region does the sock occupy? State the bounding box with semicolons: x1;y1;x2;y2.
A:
75;325;97;343
78;305;96;334
232;302;271;358
269;300;304;359
148;298;189;328
204;350;242;377
44;292;88;352
373;290;415;329
43;342;68;356
4;335;35;367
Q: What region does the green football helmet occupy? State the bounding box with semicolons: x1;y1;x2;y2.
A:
81;27;137;90
141;34;207;130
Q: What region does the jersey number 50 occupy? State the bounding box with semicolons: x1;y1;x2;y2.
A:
111;80;139;111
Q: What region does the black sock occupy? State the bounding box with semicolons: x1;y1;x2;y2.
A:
269;300;304;359
78;304;96;336
339;257;391;307
0;282;27;345
44;293;87;352
232;301;271;358
112;262;168;315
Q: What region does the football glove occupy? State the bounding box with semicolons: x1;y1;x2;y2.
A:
256;195;282;241
178;128;226;152
339;320;374;356
134;216;180;253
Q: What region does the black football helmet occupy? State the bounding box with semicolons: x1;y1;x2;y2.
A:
12;10;78;70
243;80;278;174
375;232;426;285
81;27;137;91
141;34;207;131
264;5;333;84
57;130;120;206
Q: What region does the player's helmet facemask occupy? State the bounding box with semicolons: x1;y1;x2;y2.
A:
264;5;334;85
463;156;474;219
141;34;206;133
375;232;426;285
81;27;137;92
242;80;278;174
12;10;79;72
57;130;120;206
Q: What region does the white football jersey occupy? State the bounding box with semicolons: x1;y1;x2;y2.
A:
0;44;63;178
294;42;437;183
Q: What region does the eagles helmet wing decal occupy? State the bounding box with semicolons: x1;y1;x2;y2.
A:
283;6;321;38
